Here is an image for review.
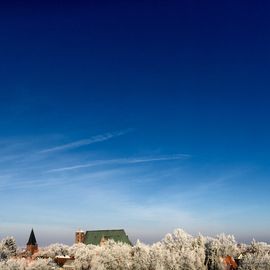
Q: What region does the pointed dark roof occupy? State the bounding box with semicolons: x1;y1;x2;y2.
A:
27;229;37;245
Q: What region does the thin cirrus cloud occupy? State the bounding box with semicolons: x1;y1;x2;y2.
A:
39;129;132;153
47;154;190;173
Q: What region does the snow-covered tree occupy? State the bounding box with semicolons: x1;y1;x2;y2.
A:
73;243;96;270
0;237;17;261
131;240;151;270
238;252;270;270
238;240;270;270
161;229;206;270
205;233;240;270
91;240;132;270
149;241;165;270
0;258;58;270
0;258;26;270
26;258;57;270
68;243;86;258
37;243;69;258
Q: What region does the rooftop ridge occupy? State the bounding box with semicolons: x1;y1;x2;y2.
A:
85;229;125;232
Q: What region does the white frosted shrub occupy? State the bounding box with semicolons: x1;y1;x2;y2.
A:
205;233;240;270
0;258;26;270
37;243;69;258
161;229;206;270
149;242;165;270
73;244;96;270
132;240;151;270
26;258;56;270
238;240;270;270
0;237;17;261
238;252;270;270
68;243;86;257
90;240;132;270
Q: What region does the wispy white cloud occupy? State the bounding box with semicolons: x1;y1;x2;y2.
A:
40;129;132;153
47;154;190;172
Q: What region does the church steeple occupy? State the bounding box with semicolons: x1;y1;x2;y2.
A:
27;229;37;245
26;229;38;255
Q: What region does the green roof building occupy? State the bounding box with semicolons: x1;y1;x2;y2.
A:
75;229;132;246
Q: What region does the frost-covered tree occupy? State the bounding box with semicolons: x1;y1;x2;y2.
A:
216;234;239;257
37;243;69;258
73;243;96;270
0;237;17;261
238;240;270;270
68;243;86;258
205;233;240;270
26;258;58;270
0;258;26;270
161;229;206;270
0;258;58;270
2;237;17;256
149;241;165;270
131;240;151;270
238;252;270;270
248;239;270;255
91;240;132;270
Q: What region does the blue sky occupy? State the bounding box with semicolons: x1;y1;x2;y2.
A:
0;0;270;246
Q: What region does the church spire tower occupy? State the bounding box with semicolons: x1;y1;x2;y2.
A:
26;229;38;255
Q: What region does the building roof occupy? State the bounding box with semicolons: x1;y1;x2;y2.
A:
27;229;37;246
84;229;132;246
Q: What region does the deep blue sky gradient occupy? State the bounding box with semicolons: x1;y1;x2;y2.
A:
0;0;270;246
